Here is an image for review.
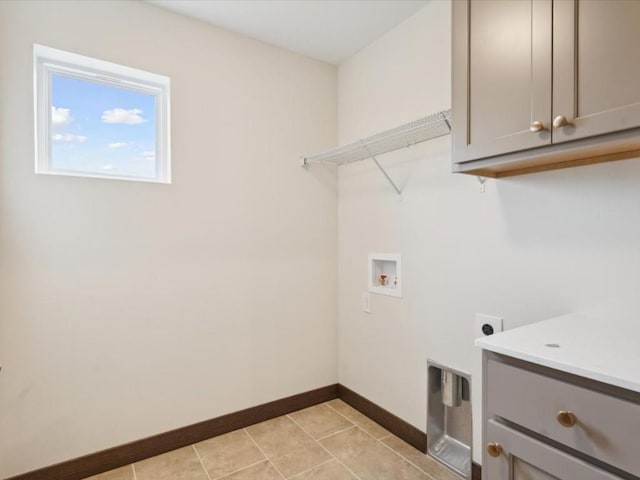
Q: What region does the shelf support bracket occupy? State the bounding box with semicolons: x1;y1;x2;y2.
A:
442;111;452;132
477;176;486;193
361;141;402;195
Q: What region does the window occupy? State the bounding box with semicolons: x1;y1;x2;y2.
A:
34;44;171;183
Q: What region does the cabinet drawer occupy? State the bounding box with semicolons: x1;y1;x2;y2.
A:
487;359;640;477
485;420;621;480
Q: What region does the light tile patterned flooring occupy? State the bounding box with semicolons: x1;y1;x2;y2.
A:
85;399;460;480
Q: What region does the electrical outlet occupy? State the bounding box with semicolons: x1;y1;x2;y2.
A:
475;313;503;338
362;292;372;313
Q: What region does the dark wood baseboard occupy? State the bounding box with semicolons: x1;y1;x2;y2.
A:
5;384;338;480
337;384;482;480
7;383;481;480
337;384;427;451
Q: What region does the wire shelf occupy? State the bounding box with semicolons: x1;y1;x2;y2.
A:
302;109;451;167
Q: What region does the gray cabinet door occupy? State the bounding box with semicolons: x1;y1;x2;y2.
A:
484;421;622;480
553;0;640;143
452;0;552;164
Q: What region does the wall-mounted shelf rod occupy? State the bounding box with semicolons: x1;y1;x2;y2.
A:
301;109;451;194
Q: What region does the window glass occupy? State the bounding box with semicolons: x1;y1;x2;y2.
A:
34;44;171;183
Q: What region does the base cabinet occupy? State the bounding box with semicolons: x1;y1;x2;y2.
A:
481;353;640;480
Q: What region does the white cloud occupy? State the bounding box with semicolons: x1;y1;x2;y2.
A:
51;106;85;142
52;106;72;129
102;164;115;171
133;150;156;162
101;108;147;125
108;142;130;150
53;133;87;143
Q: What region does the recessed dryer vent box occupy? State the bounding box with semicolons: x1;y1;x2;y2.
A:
368;253;401;297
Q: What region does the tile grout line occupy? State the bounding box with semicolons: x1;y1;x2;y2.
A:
344;417;437;480
375;435;438;480
324;402;359;424
209;459;273;480
191;444;213;480
315;421;356;442
315;424;358;441
287;411;364;480
325;402;438;480
338;415;387;444
325;401;389;437
243;428;287;480
325;401;372;426
286;458;334;479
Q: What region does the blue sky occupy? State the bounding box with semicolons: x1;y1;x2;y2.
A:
51;74;157;178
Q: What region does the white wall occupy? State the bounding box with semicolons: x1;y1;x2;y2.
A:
0;1;337;477
337;0;640;463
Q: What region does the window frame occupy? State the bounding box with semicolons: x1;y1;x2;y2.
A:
33;44;171;183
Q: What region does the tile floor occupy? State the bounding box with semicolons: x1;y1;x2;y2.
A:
84;399;460;480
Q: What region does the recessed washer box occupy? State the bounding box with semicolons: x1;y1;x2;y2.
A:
368;253;401;298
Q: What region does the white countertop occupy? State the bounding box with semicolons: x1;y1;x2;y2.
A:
475;312;640;394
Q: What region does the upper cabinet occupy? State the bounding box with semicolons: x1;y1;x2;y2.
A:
452;0;640;177
453;0;552;162
553;1;640;143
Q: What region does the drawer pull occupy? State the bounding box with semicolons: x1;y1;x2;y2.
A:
486;442;503;457
552;115;572;128
556;410;577;428
530;120;545;132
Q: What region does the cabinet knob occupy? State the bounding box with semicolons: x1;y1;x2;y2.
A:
553;115;571;128
530;120;545;132
486;442;503;457
556;410;577;428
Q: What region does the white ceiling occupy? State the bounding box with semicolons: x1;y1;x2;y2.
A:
146;0;429;65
